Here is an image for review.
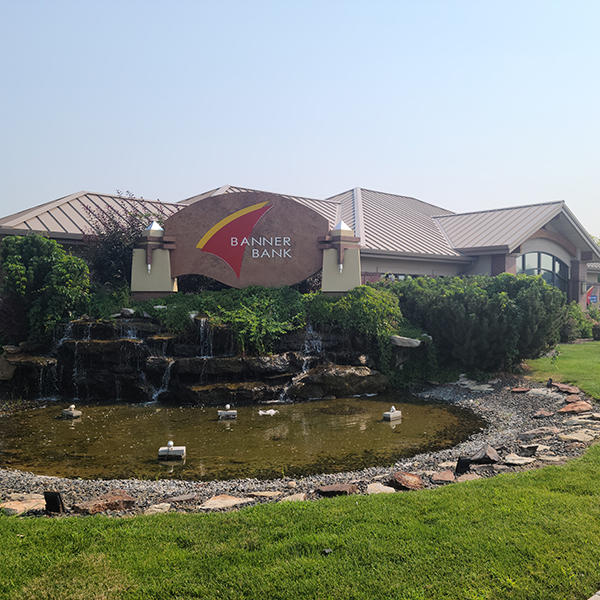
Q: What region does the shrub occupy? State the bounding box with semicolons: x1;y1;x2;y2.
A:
593;323;600;341
560;302;593;342
0;235;90;343
380;274;566;371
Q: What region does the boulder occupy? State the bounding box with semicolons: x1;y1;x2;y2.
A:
558;401;593;414
199;495;253;510
288;364;388;399
144;503;171;515
280;493;307;502
317;484;359;496
455;444;500;474
553;382;580;394
366;482;396;495
518;444;538;457
504;453;536;466
388;472;424;491
73;490;136;514
390;335;421;348
0;493;45;515
0;356;16;381
431;470;455;484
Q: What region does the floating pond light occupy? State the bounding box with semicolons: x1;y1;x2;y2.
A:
383;405;402;421
158;440;186;461
218;404;237;420
62;404;82;419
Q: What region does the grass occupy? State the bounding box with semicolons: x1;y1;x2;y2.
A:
3;449;600;599
526;341;600;398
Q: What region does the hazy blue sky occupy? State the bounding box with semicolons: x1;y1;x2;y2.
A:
1;0;599;233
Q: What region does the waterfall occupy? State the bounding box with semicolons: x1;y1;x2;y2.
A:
72;341;81;400
152;359;174;401
55;322;74;348
198;318;213;358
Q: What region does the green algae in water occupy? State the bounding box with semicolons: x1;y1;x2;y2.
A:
0;395;484;481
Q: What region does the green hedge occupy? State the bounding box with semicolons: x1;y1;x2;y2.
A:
380;274;566;371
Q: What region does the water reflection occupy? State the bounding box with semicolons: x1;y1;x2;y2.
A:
0;395;484;481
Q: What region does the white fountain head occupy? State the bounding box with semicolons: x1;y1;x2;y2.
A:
167;440;174;448
225;404;231;410
69;404;75;411
390;405;396;412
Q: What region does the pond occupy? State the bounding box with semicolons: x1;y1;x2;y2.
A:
0;395;484;481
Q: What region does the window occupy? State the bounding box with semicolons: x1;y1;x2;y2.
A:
516;252;569;293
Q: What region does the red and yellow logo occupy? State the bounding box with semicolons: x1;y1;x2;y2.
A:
196;201;273;277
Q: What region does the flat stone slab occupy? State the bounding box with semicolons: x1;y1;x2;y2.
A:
317;483;359;496
533;409;555;419
431;470;455;484
73;490;136;514
280;493;307;502
538;455;568;463
558;431;594;443
558;401;593;414
248;491;282;499
200;495;253;510
527;388;564;400
565;394;581;403
390;335;421;348
144;503;171;515
553;382;580;394
388;471;424;491
504;453;536;466
456;473;480;482
366;482;396;495
0;493;45;515
438;460;457;469
511;387;530;393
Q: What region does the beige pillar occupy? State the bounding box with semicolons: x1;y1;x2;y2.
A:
320;221;362;293
130;222;177;299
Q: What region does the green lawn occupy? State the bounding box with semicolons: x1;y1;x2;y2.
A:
3;450;600;600
527;341;600;398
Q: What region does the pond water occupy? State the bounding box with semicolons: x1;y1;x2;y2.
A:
0;395;484;481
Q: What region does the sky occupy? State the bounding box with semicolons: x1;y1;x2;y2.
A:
1;0;599;234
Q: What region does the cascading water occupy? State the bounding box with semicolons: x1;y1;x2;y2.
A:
152;359;174;401
198;318;213;358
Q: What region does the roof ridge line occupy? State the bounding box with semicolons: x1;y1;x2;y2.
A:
356;187;454;215
434;200;565;220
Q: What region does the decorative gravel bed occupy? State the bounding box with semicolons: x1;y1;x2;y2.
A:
1;374;597;516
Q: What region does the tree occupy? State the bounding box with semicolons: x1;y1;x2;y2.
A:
0;235;90;342
84;191;162;290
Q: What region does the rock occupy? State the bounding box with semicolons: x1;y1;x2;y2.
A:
558;401;593;414
73;490;136;514
527;388;564;400
538;455;567;463
248;491;282;499
388;472;424;491
511;387;530;393
518;444;538;457
366;482;396;495
73;490;135;515
456;473;480;482
438;460;457;469
431;470;455;484
558;431;594;443
287;481;297;489
504;453;536;466
590;414;600;421
317;484;359;496
519;426;560;440
455;444;500;474
0;356;17;381
121;308;135;317
164;493;197;503
390;335;421;348
280;493;307;502
200;495;254;510
565;394;581;403
2;345;20;355
533;409;554;419
0;493;45;515
553;382;580;394
144;503;171;515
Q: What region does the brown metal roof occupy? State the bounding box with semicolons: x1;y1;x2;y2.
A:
434;201;565;253
0;191;182;240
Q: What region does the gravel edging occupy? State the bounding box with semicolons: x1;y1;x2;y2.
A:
1;374;597;516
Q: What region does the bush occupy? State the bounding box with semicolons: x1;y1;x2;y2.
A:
560;302;594;342
593;323;600;341
380;274;567;371
0;235;90;343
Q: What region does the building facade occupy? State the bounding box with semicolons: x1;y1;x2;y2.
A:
1;185;598;305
